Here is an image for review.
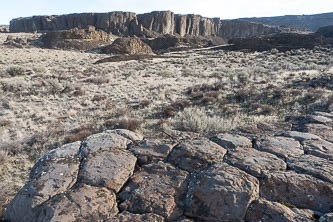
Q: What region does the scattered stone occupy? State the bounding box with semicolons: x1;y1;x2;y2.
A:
255;136;303;159
103;37;153;55
287;154;333;183
129;139;175;165
119;162;188;220
185;162;259;221
260;171;333;213
168;139;227;172
225;147;287;177
210;133;252;150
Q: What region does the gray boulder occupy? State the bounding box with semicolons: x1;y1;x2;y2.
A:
185;162;259;221
260;171;333;213
225;147;287;177
119;162;188;220
168;139;227;172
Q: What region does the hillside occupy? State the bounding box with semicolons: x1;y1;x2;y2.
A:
240;12;333;32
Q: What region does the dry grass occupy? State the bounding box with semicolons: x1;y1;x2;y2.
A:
0;33;333;217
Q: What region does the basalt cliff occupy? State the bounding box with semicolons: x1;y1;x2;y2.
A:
9;11;280;40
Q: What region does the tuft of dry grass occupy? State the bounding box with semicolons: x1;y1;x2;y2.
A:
6;66;25;76
104;118;142;131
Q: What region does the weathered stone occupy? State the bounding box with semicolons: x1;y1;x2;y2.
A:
78;149;136;192
185;162;259;221
108;211;165;222
211;133;252;150
314;112;333;119
305;115;333;125
36;141;81;162
168;139;226;172
225;147;287;177
320;213;333;222
260;171;333;213
107;129;144;141
304;124;333;143
9;11;280;40
119;162;188;220
287;155;333;183
5;143;81;222
0;25;9;33
245;199;312;222
40;27;111;50
37;184;118;222
80;132;130;156
256;136;303;159
103;37;153;55
281;131;321;143
129;139;175;165
303;139;333;160
138;11;175;35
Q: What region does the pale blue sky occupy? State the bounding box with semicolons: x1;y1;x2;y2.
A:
1;0;333;24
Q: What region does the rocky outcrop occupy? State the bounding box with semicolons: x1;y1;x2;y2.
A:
40;27;111;50
228;33;333;52
240;12;333;32
9;11;281;40
5;112;333;221
317;25;333;38
0;25;9;33
103;37;153;54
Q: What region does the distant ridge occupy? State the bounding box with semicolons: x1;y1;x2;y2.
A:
239;12;333;32
9;11;280;40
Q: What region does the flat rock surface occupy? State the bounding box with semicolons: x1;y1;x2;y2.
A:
287;154;333;183
119;162;188;220
168;139;227;172
78;149;137;192
303;124;333;143
255;136;303;159
225;147;287;177
129;139;175;165
80;132;130;156
282;131;321;143
185;162;259;221
260;171;333;213
210;133;252;150
303;139;333;160
37;184;118;222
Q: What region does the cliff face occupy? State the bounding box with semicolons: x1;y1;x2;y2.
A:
9;11;280;40
240;12;333;32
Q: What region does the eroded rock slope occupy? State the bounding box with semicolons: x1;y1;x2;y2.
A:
5;112;333;221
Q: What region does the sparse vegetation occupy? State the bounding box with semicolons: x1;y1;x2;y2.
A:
1;33;333;219
6;66;25;76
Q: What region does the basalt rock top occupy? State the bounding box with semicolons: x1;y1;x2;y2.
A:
4;112;333;222
9;11;281;40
